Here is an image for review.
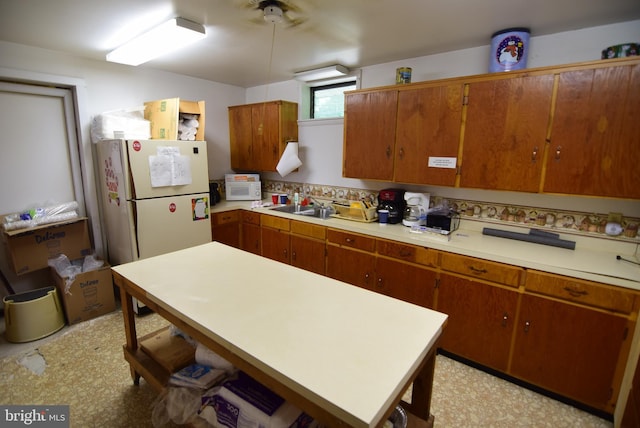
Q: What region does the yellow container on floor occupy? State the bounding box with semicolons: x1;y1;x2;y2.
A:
4;286;65;343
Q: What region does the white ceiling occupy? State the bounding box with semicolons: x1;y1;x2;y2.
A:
1;0;639;88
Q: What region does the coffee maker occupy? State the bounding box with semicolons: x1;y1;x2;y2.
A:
402;192;430;227
377;189;406;224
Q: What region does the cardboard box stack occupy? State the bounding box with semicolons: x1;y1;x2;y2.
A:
50;256;116;325
144;98;205;141
1;217;91;275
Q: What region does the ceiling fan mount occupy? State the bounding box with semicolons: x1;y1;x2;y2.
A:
245;0;307;27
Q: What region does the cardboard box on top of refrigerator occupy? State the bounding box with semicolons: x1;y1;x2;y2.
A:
51;258;116;325
144;98;205;141
1;217;92;275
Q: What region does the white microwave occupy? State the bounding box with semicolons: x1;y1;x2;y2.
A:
225;174;262;201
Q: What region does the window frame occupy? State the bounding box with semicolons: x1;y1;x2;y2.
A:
310;80;357;119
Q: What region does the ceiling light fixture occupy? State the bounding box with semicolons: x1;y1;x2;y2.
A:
106;17;206;66
294;65;350;82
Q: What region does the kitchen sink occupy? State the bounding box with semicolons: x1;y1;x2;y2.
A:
269;204;333;219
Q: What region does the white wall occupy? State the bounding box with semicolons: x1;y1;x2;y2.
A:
249;20;640;217
0;41;246;181
1;19;639;230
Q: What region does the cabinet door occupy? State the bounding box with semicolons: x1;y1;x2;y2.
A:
291;235;325;275
251;102;281;171
394;84;463;186
343;91;398;180
375;257;436;309
211;211;240;248
511;293;629;410
545;63;640;198
212;223;240;248
326;245;375;290
436;273;519;372
261;227;290;264
241;222;261;255
460;75;554;192
229;105;253;170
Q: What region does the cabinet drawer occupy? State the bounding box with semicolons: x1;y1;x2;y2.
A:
440;253;522;287
525;270;638;313
291;221;326;240
376;239;439;268
261;215;290;231
327;229;375;252
241;211;261;225
212;210;239;225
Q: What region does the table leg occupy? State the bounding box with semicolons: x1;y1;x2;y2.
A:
403;347;436;421
120;286;140;384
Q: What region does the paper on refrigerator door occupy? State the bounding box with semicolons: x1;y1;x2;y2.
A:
148;146;193;187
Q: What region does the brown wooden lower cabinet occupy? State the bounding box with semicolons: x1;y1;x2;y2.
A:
621;353;640;427
240;211;261;255
375;257;436;309
436;272;519;372
326;244;375;289
510;293;630;412
262;227;290;264
211;210;240;248
214;209;640;417
290;234;325;275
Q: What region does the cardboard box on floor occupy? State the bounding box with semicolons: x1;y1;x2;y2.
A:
1;217;91;275
51;259;116;325
144;98;205;140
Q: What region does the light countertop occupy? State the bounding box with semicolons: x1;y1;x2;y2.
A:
212;200;640;290
113;242;447;427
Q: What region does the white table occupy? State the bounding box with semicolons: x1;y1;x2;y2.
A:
112;242;447;427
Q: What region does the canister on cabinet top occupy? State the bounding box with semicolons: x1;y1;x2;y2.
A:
489;27;530;72
396;67;412;84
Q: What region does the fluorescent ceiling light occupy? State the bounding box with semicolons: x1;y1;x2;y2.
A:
106;17;205;66
294;65;350;82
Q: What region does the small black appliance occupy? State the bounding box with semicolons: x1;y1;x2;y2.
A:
377;188;406;224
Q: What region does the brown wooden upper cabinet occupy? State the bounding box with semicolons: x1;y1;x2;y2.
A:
544;62;640;199
460;74;554;192
343;57;639;199
343;90;398;180
229;100;298;172
394;84;464;186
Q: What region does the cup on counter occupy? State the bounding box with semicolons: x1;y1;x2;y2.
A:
378;209;389;224
271;194;279;205
279;194;288;204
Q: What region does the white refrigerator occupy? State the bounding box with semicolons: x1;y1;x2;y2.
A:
96;139;212;304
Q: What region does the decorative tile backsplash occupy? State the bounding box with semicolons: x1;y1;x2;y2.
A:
215;179;640;243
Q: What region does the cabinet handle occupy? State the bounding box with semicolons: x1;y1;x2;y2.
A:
502;313;508;327
386;146;392;159
468;266;487;275
563;287;588;298
399;147;405;159
377;277;383;288
345;237;354;244
531;146;538;162
524;320;530;333
291;250;296;261
554;146;562;161
283;249;288;258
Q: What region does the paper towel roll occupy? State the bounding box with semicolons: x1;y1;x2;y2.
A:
276;142;302;177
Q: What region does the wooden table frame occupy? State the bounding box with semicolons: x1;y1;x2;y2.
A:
113;268;440;427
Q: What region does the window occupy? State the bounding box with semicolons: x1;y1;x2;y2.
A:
310;81;356;119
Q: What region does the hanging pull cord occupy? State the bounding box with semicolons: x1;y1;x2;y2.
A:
258;23;277;135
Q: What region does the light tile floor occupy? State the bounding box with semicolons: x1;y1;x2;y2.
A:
0;310;614;427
